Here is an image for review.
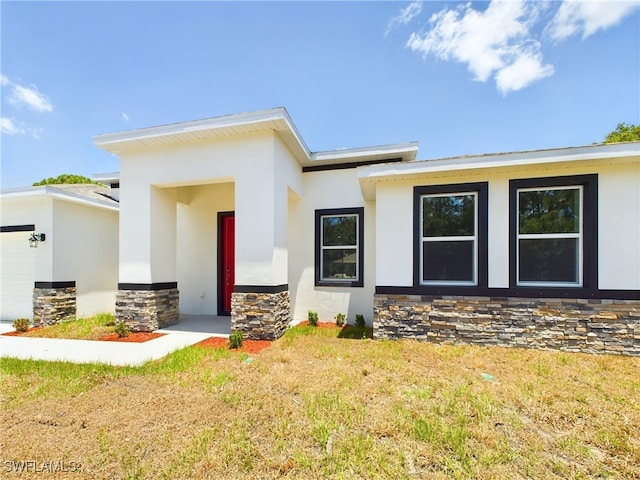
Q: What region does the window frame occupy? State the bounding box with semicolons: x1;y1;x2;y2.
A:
509;174;598;291
413;182;488;292
314;207;364;287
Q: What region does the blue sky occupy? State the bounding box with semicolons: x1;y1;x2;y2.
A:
1;1;639;188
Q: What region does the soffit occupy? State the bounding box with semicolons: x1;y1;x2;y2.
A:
93;107;419;167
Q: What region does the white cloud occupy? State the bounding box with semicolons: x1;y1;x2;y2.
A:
406;0;555;94
1;117;26;136
0;74;9;87
9;83;53;112
122;112;130;122
495;49;554;93
386;1;423;37
546;0;640;41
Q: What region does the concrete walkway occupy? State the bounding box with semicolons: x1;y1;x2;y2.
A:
0;315;230;366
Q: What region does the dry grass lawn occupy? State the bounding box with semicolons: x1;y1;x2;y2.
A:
1;324;639;479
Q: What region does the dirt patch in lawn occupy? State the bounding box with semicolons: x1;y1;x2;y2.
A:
2;330;639;479
300;321;341;329
195;336;272;354
96;332;165;343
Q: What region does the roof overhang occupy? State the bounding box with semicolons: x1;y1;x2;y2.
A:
358;141;640;200
93;107;418;167
0;186;119;212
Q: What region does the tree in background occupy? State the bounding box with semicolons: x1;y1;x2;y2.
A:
33;174;103;187
603;122;640;144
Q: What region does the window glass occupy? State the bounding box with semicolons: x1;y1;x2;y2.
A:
422;240;474;282
519;238;578;283
423;194;475;237
322;215;357;246
519;188;580;234
322;249;357;280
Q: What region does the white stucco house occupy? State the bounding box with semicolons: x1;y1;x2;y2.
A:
92;107;639;355
2;108;636;355
0;183;119;324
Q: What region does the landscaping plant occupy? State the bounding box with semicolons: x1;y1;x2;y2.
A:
334;313;346;327
12;318;30;332
355;314;366;328
114;321;130;338
308;310;319;326
229;330;243;349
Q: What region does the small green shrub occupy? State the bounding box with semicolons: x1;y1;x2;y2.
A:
229;330;243;349
13;318;30;332
335;313;346;327
114;321;130;338
308;310;319;327
355;314;366;328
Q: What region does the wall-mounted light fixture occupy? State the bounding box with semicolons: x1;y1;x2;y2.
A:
29;233;46;248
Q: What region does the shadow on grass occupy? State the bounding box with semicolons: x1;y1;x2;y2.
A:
337;325;373;339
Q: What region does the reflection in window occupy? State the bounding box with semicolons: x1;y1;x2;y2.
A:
421;193;477;284
517;186;582;286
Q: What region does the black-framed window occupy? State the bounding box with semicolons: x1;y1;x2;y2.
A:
414;183;488;290
510;174;598;290
315;207;364;287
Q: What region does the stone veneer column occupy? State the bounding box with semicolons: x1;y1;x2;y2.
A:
231;287;291;340
374;294;640;356
116;283;179;332
33;281;77;326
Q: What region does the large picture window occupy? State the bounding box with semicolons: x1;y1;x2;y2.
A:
315;208;364;287
510;174;597;291
414;183;488;290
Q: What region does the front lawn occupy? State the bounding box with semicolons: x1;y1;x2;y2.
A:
9;313;116;340
1;324;638;479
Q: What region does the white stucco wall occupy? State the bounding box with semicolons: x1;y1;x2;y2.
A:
373;157;640;291
118;131;300;287
53;200;119;316
176;183;234;315
598;161;640;289
0;196;51;320
0;194;118;320
288;168;376;324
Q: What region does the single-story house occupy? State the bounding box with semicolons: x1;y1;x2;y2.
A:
0;183;119;324
92;107;639;355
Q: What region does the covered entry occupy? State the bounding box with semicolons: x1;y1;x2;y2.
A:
95;108;303;338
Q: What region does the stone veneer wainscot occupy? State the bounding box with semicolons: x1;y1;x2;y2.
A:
116;285;179;332
374;294;640;356
231;290;291;340
33;282;77;326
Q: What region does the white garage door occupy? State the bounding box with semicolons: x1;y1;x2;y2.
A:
0;232;36;321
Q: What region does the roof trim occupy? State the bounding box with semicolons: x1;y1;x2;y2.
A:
357;141;640;200
0;186;119;212
93;107;418;166
94;107;311;159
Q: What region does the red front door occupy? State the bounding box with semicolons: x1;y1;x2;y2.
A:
219;212;235;315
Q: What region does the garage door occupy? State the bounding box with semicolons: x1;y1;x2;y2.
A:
0;231;36;321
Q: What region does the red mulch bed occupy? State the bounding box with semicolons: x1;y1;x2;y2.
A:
195;336;272;354
96;332;165;343
2;329;165;343
2;327;44;337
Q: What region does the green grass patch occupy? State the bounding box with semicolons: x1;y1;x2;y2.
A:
16;313;116;340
